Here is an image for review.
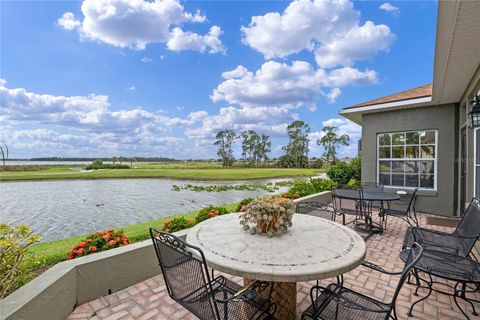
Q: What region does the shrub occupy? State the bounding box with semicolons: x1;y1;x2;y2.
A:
327;158;361;186
162;217;195;233
0;224;40;298
92;159;103;166
286;178;336;198
86;164;130;170
236;198;254;212
67;229;129;260
196;206;229;223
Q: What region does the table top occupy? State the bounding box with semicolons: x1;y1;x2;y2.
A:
332;189;401;202
186;213;366;282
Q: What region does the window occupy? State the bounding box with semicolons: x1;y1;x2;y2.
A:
377;130;437;189
476;129;480;198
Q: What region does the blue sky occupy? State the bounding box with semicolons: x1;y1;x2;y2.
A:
1;0;437;159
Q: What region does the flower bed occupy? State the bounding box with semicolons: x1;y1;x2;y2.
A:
67;229;129;260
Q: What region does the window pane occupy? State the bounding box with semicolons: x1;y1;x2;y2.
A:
420;161;434;174
420;130;436;145
420;174;434;188
406;174;419;187
379;161;391;173
405;161;419;173
391;161;404;173
406;132;419;145
392;133;405;145
379;147;391;158
421;146;435;158
379;134;391;146
379;174;391;185
392;174;405;186
406;146;420;158
392;146;405;158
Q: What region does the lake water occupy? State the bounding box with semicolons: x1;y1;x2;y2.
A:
0;178;289;242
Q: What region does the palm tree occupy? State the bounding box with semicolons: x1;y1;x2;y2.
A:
112;156;118;165
128;157;136;167
0;143;9;167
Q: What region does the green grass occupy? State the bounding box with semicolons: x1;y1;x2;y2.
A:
27;202;240;271
1;166;323;181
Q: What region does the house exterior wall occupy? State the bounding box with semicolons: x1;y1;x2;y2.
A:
361;104;458;216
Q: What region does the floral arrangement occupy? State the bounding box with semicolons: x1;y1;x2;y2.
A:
195;206;229;223
239;196;295;237
162;217;195;233
67;229;129;260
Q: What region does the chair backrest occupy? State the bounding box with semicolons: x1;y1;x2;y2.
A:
361;182;384;192
452;198;480;254
390;243;423;310
295;201;336;221
150;228;219;320
332;187;364;210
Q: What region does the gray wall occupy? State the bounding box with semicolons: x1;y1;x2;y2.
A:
361;103;458;216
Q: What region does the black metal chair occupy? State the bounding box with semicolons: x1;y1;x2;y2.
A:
150;228;276;320
295;201;336;221
361;182;384;192
403;198;480;257
301;243;423;320
381;187;419;228
331;187;365;226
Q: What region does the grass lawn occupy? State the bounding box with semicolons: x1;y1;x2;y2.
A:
1;166;323;181
27;202;240;271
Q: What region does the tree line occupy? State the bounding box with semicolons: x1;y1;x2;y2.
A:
214;120;351;168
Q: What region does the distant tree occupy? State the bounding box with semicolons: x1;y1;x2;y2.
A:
254;134;271;167
112;156;118;165
317;126;350;163
0;143;9;167
281;121;310;168
240;130;253;163
214;130;237;167
92;159;103;167
128;157;137;167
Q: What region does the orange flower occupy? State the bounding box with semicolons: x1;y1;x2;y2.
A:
107;229;114;233
96;231;104;235
89;246;97;252
78;241;87;248
86;239;92;243
165;228;171;233
76;248;84;255
108;240;115;247
103;234;111;241
293;194;300;199
114;236;120;243
123;240;129;245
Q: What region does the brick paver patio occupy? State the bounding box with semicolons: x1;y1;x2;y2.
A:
68;211;480;320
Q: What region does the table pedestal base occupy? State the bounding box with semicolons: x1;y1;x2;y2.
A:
245;279;296;320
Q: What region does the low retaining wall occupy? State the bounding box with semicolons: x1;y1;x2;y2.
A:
0;191;331;320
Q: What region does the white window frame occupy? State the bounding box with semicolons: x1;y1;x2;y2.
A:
475;128;479;198
376;130;438;191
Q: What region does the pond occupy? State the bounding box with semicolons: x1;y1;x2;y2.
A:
0;178;289;242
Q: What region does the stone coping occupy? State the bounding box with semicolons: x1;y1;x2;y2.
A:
0;191;331;320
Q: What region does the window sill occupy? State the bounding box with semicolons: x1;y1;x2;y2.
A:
384;186;438;197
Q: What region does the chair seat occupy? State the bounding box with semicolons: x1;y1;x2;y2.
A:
381;208;406;217
302;283;389;320
211;276;273;320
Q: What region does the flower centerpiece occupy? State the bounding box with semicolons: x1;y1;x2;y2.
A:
239;196;295;236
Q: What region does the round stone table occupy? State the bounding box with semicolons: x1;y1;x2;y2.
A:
186;213;366;319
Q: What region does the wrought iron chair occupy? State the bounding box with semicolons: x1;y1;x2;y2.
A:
381;187;419;228
403;198;480;257
150;228;276;320
361;182;384;192
301;243;423;320
331;187;365;226
295;201;336;221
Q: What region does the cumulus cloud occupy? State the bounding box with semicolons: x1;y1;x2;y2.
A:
241;0;395;68
379;3;400;15
309;118;361;157
58;0;225;53
211;61;378;109
167;26;225;54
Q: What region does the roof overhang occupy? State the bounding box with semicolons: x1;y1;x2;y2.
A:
340;96;432;125
431;0;480;104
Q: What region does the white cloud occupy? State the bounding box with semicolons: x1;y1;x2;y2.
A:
211;61;378;108
58;0;225;53
57;12;81;31
128;86;136;91
309;118;361;157
325;88;341;103
167;26;225;54
141;57;153;63
241;0;395;68
379;2;400;15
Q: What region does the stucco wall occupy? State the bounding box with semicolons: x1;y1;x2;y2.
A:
361;103;458;216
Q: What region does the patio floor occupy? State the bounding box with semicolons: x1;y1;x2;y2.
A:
68;211;480;320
